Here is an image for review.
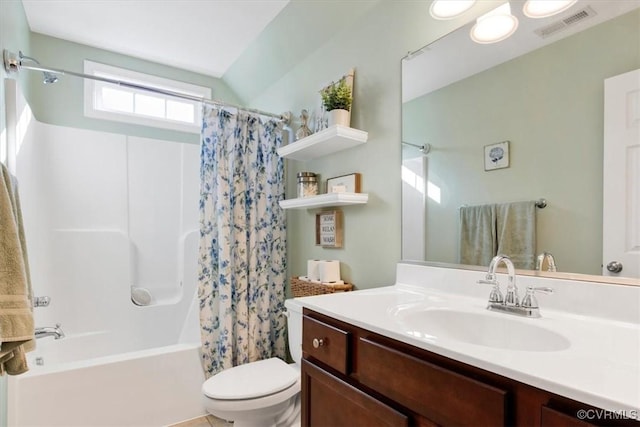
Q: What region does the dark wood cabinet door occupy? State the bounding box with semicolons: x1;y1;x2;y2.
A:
301;359;409;427
358;337;508;427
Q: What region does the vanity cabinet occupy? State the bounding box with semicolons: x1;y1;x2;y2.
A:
301;309;639;427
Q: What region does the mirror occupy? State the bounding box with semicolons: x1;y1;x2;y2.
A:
401;1;639;279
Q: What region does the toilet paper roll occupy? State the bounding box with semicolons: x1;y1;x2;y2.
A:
319;260;341;283
307;260;322;281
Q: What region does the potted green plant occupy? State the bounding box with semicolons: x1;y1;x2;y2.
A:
321;79;352;127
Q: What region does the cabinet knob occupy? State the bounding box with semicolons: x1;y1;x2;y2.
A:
312;338;325;348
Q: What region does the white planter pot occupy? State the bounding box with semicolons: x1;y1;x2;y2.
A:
327;109;351;127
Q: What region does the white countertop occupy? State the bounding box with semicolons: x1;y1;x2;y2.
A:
294;263;640;416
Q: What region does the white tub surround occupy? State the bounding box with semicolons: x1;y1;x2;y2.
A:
296;262;640;415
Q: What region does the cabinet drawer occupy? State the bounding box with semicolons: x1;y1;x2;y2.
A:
541;406;600;427
302;315;350;374
358;338;508;427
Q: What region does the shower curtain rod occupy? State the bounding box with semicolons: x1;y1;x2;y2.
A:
3;49;290;123
402;140;432;154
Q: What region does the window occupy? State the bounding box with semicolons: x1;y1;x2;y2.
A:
84;61;211;133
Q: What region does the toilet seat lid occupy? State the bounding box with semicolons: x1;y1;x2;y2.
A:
203;358;298;400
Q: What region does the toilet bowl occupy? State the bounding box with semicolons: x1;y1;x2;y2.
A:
201;298;303;427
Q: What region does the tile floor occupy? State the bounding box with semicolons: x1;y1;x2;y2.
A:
170;415;232;427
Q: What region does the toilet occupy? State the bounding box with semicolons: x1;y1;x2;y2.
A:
201;298;303;427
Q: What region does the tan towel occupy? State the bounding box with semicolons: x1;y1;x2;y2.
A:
458;204;497;267
0;162;34;375
496;201;537;270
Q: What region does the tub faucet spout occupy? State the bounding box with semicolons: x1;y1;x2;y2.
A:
35;323;65;340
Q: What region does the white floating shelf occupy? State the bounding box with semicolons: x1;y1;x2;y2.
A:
279;192;369;210
277;125;368;161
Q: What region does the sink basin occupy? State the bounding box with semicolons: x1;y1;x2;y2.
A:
395;308;571;352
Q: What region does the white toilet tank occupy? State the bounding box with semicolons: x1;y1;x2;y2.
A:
284;298;303;365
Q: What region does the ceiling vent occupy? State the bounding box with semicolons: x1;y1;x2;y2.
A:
534;6;597;38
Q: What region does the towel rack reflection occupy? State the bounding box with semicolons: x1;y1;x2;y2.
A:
460;198;548;209
535;199;547;209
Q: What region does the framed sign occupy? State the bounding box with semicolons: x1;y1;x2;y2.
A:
326;173;361;193
484;140;510;171
315;210;343;248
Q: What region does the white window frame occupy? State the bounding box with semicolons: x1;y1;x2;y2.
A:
84;60;211;133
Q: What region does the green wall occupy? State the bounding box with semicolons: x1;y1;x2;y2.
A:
246;0;503;289
223;0;379;104
403;9;640;275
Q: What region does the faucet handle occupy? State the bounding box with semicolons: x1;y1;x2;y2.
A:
33;296;51;308
477;278;503;303
521;286;553;308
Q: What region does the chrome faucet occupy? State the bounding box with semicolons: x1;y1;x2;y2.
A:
478;254;517;304
478;255;553;318
35;323;65;340
535;252;557;272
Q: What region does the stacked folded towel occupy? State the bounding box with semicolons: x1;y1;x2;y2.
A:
0;163;34;375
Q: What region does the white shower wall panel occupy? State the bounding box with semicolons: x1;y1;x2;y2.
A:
16;120;201;353
26;122;129;230
128;136;184;302
181;142;200;232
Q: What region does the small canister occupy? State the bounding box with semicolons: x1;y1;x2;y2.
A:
297;172;318;198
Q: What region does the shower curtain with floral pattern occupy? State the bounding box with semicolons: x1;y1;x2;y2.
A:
198;105;287;378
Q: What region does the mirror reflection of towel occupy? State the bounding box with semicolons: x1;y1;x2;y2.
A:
496;201;536;270
458;201;536;270
458;204;497;267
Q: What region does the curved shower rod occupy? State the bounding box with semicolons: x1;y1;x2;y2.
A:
3;49;291;124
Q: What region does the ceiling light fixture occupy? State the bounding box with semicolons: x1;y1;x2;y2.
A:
523;0;578;18
429;0;476;20
470;3;519;44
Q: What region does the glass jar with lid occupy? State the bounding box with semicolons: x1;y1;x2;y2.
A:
297;172;318;198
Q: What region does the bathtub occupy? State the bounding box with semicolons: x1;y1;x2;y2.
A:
7;341;206;426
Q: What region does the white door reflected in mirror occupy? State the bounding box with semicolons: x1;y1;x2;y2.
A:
603;69;640;278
